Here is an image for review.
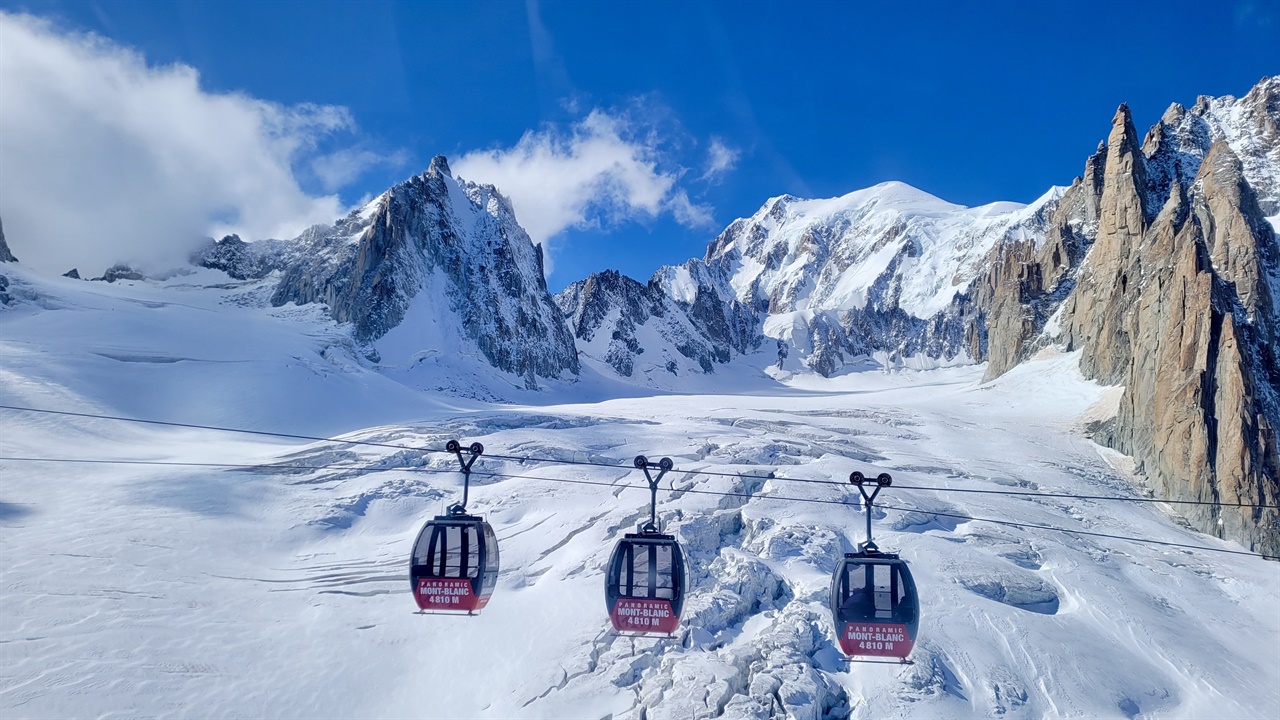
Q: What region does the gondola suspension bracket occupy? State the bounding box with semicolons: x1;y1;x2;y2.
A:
634;455;674;533
849;470;893;553
446;439;485;515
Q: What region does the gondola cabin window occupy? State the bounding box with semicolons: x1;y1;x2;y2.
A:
839;562;910;619
416;524;481;579
616;542;676;600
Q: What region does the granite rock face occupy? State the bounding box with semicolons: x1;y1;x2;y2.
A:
983;81;1280;556
1084;140;1280;557
975;152;1103;380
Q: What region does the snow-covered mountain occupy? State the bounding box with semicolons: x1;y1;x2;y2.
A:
562;79;1279;390
559;183;1064;381
554;267;760;383
192;155;579;392
1142;79;1280;216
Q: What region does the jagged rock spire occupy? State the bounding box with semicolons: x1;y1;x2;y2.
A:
1101;103;1150;238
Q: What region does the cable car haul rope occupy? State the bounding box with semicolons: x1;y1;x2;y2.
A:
3;404;1279;662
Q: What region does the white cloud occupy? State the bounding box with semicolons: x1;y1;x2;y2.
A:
310;147;410;193
669;189;715;227
0;13;368;274
702;137;740;182
454;109;716;270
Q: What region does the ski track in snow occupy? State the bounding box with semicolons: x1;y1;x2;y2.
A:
2;270;1279;719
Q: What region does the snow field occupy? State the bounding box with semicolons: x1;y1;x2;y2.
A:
2;269;1279;719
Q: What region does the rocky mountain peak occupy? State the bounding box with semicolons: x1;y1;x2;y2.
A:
187;159;580;388
1169;76;1280;214
1157;175;1188;226
1240;75;1279;127
427;154;452;177
1102;102;1151;235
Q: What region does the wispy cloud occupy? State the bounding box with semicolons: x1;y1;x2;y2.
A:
310;147;410;193
701;137;740;182
0;12;378;274
1235;1;1275;30
454;108;717;272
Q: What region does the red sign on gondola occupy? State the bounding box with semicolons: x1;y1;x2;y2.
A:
838;622;913;658
611;598;679;634
415;578;480;612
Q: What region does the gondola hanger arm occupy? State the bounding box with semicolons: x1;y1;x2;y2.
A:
850;470;893;552
634;455;674;533
446;439;484;514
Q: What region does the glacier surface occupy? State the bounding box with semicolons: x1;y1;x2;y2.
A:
1;265;1278;719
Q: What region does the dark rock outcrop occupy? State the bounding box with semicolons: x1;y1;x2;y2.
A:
190;234;279;280
0;216;16;263
92;264;145;283
556;266;757;377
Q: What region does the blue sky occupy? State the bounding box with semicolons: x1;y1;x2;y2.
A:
1;0;1276;286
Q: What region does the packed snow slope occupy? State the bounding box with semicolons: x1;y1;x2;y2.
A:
2;262;1279;720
